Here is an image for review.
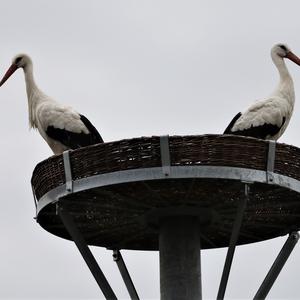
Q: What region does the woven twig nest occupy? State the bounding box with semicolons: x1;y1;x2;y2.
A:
31;134;300;250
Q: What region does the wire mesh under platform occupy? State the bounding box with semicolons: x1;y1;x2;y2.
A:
32;134;300;250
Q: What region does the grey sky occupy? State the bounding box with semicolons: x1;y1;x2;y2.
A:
1;0;300;299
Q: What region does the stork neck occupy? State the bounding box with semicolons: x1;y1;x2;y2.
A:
272;54;292;82
23;64;39;98
23;64;44;128
271;54;294;103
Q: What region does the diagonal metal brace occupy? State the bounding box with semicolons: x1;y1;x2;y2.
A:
217;183;249;300
254;231;299;300
57;204;117;300
113;250;140;300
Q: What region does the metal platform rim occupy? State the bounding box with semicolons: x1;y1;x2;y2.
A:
36;165;300;216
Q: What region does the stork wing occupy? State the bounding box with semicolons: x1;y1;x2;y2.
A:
229;118;285;139
39;103;103;149
46;114;103;149
229;99;287;139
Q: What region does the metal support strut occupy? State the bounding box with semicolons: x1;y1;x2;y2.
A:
57;204;117;300
254;231;300;300
113;250;140;300
217;183;249;300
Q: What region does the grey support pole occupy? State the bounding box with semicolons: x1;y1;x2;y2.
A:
159;216;201;300
57;204;117;300
254;231;299;300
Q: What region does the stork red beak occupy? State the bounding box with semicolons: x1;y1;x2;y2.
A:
286;51;300;66
0;64;18;87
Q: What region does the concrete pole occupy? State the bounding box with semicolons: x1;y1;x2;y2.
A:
159;216;201;300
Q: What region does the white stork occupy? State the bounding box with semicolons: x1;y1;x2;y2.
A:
224;43;300;140
0;54;103;154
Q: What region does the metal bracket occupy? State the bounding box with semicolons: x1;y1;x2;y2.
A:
160;135;171;176
31;183;39;221
63;150;73;193
266;140;276;183
31;182;38;207
113;250;140;300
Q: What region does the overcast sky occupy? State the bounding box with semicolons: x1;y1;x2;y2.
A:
1;0;300;299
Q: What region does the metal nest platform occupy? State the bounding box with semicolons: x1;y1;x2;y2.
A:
31;134;300;299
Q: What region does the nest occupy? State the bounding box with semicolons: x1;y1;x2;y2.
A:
31;134;300;250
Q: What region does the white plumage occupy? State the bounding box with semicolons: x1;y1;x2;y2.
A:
0;54;103;154
224;43;300;140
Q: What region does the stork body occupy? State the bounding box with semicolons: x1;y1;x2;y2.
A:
0;54;103;154
224;44;300;140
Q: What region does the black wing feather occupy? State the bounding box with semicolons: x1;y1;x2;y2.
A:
223;112;242;134
225;117;286;140
79;114;104;144
46;114;104;150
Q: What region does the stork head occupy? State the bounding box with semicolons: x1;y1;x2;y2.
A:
271;43;300;65
0;54;32;87
12;54;32;69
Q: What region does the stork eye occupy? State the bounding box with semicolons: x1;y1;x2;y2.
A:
15;57;22;63
279;45;287;51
